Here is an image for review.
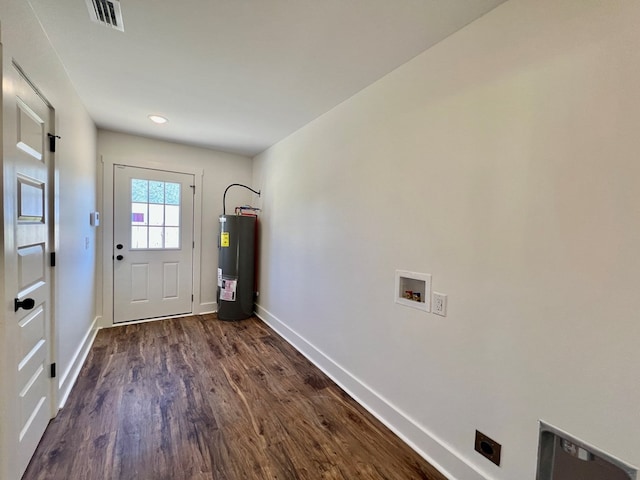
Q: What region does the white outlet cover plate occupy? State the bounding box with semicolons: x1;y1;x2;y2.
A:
432;292;447;316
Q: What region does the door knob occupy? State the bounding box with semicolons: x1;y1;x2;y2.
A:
14;298;35;312
116;244;123;249
116;255;124;261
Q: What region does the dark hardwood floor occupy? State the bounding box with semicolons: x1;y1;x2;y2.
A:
23;314;446;480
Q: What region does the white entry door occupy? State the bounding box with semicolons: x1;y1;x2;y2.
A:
2;63;55;479
113;165;194;323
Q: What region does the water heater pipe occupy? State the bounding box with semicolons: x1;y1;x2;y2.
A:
223;183;261;215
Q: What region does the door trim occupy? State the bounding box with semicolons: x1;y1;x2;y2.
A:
100;156;204;327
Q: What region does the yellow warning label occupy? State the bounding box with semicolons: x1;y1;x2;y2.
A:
221;232;230;247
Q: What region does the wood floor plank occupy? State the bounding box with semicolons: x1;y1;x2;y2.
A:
22;314;447;480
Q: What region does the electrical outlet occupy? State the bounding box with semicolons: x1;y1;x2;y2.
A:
432;292;447;316
475;430;501;466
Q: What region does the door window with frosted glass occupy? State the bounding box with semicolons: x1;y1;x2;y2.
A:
131;179;181;249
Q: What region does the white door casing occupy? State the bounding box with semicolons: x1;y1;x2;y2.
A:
1;61;55;480
113;165;194;323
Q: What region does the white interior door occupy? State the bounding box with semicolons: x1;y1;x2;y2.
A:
113;165;194;323
2;62;55;479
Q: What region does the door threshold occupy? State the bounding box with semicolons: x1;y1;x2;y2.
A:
112;312;194;327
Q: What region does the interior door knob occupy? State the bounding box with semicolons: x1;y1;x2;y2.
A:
116;244;123;249
116;255;124;261
14;298;35;312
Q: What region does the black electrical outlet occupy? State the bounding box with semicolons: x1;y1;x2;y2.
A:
475;430;501;466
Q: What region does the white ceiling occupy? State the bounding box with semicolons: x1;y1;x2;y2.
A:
28;0;507;157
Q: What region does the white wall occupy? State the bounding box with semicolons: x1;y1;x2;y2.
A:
54;81;99;404
253;0;640;478
97;130;254;323
0;0;98;477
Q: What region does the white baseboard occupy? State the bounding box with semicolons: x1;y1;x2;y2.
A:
57;316;99;408
97;314;110;329
254;304;489;480
195;301;217;315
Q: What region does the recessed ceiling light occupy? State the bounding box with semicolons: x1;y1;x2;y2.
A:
148;115;168;124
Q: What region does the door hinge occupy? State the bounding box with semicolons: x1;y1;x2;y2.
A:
50;363;56;378
191;294;194;302
50;252;56;267
190;184;196;193
47;133;61;153
193;241;195;248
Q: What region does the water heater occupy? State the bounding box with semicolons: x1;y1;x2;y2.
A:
217;214;256;321
217;183;260;320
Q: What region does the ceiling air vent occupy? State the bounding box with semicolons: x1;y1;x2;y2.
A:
85;0;125;32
